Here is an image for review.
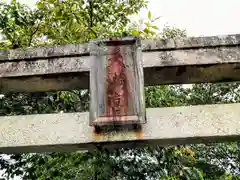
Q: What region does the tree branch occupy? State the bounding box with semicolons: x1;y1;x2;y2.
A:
71;8;98;38
28;22;41;47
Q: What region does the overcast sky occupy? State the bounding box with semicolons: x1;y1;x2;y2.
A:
141;0;240;36
2;0;240;37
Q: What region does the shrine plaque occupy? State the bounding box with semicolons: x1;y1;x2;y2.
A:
89;37;145;126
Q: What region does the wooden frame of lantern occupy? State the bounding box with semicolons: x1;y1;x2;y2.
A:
89;37;145;127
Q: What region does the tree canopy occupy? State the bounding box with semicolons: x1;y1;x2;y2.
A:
0;0;239;180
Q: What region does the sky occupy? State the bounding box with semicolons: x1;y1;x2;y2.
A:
2;0;240;37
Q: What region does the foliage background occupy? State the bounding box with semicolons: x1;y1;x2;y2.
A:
0;0;240;179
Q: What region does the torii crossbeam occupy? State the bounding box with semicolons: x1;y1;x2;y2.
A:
0;34;240;153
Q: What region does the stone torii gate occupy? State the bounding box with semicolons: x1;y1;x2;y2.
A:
0;34;240;153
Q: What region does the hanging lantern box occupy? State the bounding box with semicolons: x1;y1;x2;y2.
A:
89;37;146;127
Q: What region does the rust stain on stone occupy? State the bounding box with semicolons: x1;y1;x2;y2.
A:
92;132;104;142
135;131;144;139
92;124;144;142
92;130;144;142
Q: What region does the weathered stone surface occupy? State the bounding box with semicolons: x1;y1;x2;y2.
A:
0;43;90;61
1;35;240;152
0;34;240;92
1;47;239;78
143;47;240;66
0;103;239;153
0;57;89;77
0;46;240;92
1;34;240;61
1;72;90;92
142;34;240;50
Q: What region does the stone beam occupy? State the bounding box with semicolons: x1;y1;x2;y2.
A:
1;34;240;60
0;103;239;153
1;34;240;92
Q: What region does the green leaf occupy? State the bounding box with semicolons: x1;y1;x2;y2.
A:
144;22;151;27
148;10;151;20
154;16;161;21
131;30;140;36
143;28;150;34
151;25;159;30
